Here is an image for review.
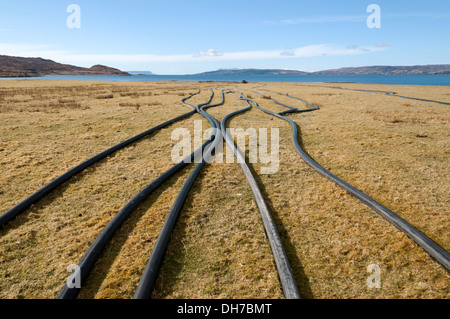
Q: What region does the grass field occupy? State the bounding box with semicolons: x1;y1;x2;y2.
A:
0;80;448;299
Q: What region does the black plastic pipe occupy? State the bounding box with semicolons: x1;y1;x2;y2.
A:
247;89;450;272
293;84;450;106
220;92;301;299
133;90;224;299
58;90;221;299
0;108;197;228
57;130;214;299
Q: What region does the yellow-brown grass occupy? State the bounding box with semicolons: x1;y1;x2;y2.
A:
0;80;448;299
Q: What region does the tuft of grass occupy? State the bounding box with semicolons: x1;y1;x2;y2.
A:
310;102;324;108
119;92;140;98
95;94;114;99
119;102;141;108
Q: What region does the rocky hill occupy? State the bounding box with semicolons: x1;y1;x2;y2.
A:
312;65;450;75
196;65;450;76
0;55;130;77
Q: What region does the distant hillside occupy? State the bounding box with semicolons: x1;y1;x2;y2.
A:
195;68;308;76
313;65;450;75
195;65;450;76
2;56;449;77
0;55;130;77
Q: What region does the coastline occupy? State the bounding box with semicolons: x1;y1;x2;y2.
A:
1;74;450;86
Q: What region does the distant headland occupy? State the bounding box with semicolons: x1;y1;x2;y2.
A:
0;55;130;77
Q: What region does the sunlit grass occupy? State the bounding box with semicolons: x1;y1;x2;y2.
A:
0;80;448;299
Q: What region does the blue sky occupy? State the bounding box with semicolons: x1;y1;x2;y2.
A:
0;0;449;74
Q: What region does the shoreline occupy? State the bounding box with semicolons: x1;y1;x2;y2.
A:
0;79;449;91
1;74;450;86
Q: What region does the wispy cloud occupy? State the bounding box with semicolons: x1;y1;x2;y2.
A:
193;49;224;58
266;15;366;25
266;12;447;25
0;43;389;66
279;47;296;56
384;12;448;19
0;43;66;57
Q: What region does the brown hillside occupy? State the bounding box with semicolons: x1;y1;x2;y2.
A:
0;55;129;77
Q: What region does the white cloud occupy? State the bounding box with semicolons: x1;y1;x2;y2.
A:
0;43;389;68
0;43;66;58
280;48;295;56
193;49;224;58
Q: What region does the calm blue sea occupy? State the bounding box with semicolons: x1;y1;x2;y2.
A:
1;74;450;86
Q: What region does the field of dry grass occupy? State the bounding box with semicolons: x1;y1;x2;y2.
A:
0;80;448;299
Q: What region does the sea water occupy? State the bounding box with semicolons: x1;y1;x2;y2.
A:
1;74;450;86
